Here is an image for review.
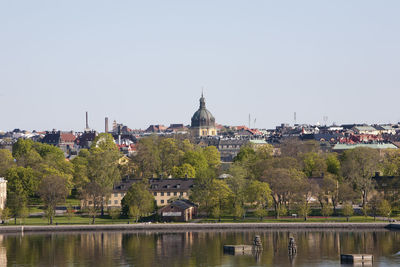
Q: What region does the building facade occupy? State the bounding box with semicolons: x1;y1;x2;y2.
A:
98;178;195;208
0;178;7;210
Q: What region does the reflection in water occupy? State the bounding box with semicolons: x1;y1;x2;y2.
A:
1;229;400;266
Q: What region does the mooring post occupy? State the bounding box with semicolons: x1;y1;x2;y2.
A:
253;235;263;251
288;237;297;255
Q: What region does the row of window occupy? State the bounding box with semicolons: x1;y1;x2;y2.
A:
154;192;185;197
113;193;126;198
88;200;120;205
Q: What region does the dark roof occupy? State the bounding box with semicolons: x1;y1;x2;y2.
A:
149;178;194;191
113;178;195;193
158;199;196;212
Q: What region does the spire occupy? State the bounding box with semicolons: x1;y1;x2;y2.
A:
199;91;205;109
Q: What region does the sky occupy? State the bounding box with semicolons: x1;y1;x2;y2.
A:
1;1;400;132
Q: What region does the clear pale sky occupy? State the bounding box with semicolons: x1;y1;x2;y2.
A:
1;1;400;132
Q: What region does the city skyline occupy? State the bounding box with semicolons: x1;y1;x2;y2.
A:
1;1;400;131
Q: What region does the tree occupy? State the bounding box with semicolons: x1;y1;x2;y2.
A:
227;165;247;219
378;199;391;219
85;145;121;216
133;135;161;178
208;180;232;222
66;205;75;223
301;152;327;177
326;153;340;175
202;146;221;173
342;203;354;222
381;149;400;176
321;204;333;218
183;150;208;175
71;149;90;190
6;166;37;224
171;163;196;178
368;195;381;220
341;147;380;208
122;182;155;222
108;207;120;223
0;149;15;176
1;207;9;224
37;175;69;224
296;201;311;221
262;168;304;219
158;138;181;177
246;180;272;220
315;174;338;211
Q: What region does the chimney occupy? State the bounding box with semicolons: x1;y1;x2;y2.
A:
85;111;89;130
105;117;109;133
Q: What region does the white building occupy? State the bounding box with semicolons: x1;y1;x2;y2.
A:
0;178;7;210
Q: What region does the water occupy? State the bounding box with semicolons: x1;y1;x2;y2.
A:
1;229;400;266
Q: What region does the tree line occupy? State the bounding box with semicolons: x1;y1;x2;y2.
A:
1;135;399;224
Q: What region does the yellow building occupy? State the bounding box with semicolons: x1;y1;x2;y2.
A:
85;178;195;208
190;93;217;137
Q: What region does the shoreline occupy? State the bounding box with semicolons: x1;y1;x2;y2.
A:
0;222;398;234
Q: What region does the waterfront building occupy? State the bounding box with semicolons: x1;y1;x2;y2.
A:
84;178;195;208
157;199;197;222
190;93;217;137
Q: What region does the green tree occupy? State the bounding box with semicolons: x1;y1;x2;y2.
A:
341;147;380;208
301;152;327;177
368;195;381;220
208;179;232;222
122;182;155;222
227;165;247;219
183;150;208;175
133;135;161;178
159;138;181;177
1;207;9;224
296;200;311;221
171;163;196;178
321;204;333;218
246;180;272;220
381;149;400;176
84;145;121;216
71;150;90;190
342;203;354;222
378;199;391;219
0;149;15;176
326;153;341;175
202;146;221;172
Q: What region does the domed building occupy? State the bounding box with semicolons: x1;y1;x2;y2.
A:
191;93;217;137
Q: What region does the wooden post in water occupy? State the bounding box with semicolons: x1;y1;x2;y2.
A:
288;237;297;255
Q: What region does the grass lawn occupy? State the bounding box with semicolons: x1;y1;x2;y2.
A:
197;216;391;223
4;216;132;226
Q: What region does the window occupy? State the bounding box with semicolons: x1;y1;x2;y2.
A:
114;193;118;197
161;192;164;196
180;192;183;196
108;200;111;205
174;192;177;196
153;192;157;196
167;192;170;196
161;200;164;204
114;200;118;204
88;201;93;205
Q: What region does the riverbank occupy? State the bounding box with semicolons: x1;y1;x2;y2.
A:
0;222;397;234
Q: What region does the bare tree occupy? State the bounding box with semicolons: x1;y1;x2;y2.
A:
37;175;68;224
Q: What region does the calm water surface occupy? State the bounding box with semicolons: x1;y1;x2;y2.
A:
1;229;400;266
